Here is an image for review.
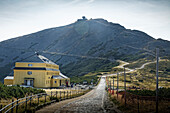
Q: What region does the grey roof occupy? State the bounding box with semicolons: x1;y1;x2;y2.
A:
4;76;14;80
52;73;69;79
60;72;68;79
18;54;57;65
38;55;56;65
52;75;64;79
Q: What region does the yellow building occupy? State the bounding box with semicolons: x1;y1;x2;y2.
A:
4;76;14;85
4;54;70;88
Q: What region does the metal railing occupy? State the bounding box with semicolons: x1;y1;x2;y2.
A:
0;89;90;113
0;93;45;113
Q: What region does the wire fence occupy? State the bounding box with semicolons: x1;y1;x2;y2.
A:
105;77;170;113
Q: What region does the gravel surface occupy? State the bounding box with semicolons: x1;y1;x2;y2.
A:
36;76;120;113
54;77;117;113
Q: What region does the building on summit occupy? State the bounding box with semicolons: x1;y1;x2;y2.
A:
4;54;70;88
77;16;88;21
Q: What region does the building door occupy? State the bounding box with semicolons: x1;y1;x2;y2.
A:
24;79;34;86
27;80;31;86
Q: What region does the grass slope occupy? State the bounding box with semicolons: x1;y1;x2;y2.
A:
61;59;119;77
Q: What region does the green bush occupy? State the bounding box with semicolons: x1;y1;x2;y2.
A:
0;82;45;99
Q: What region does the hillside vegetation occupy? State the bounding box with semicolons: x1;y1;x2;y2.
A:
0;82;45;99
125;57;154;69
127;88;170;98
122;59;170;89
61;59;119;77
70;75;98;85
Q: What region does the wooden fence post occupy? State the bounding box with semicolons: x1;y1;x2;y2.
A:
83;89;84;95
60;91;61;100
78;89;79;95
11;99;14;113
25;95;27;112
56;91;57;98
38;95;39;105
45;94;46;103
67;91;68;99
138;96;140;113
70;91;71;98
0;104;3;113
16;97;18;113
64;91;65;100
51;91;52;97
30;94;32;107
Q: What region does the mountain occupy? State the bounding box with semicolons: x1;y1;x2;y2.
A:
0;17;170;82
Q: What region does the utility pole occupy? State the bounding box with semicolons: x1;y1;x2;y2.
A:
156;48;159;113
117;72;119;99
124;66;126;106
113;78;114;90
110;80;111;90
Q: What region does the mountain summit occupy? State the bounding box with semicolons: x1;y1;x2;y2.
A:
0;17;170;81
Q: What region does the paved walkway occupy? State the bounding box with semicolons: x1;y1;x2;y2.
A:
36;76;120;113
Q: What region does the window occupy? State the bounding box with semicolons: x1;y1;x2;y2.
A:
28;64;33;67
27;71;32;75
24;80;27;85
30;80;33;86
55;81;57;84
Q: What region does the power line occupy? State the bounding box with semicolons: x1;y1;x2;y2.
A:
0;44;161;62
42;51;114;62
0;45;114;62
124;44;155;55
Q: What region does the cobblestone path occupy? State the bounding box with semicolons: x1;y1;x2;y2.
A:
37;76;119;113
54;77;116;113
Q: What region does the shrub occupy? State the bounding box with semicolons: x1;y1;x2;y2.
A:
0;82;45;99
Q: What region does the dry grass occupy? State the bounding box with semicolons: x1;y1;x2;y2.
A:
107;88;170;113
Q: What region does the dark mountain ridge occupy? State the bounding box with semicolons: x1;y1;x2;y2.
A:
0;17;170;81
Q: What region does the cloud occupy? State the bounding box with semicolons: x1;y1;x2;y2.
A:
87;0;95;3
68;0;81;4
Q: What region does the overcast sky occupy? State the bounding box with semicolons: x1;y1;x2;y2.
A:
0;0;170;42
